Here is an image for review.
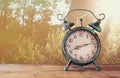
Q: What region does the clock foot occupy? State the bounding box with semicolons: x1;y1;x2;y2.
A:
93;61;100;71
64;60;71;71
96;66;100;71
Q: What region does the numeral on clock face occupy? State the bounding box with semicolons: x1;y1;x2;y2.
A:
95;45;97;48
74;54;77;59
91;37;94;40
86;34;88;38
74;34;77;39
66;44;70;48
87;54;90;59
69;38;73;43
79;32;83;37
92;50;95;55
80;56;84;61
69;50;73;54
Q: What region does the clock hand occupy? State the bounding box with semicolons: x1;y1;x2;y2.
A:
79;43;92;48
72;45;80;50
72;43;91;50
74;46;80;50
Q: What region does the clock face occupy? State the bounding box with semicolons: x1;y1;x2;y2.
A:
65;29;98;63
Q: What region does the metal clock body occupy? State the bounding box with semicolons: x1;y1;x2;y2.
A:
62;27;101;71
57;9;105;71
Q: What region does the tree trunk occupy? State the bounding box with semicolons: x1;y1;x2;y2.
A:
3;8;7;29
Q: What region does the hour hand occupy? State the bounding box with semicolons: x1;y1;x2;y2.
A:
74;46;80;50
72;45;80;50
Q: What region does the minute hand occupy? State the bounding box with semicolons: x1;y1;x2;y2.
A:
79;43;91;47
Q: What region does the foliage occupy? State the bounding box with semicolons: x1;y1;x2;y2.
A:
0;0;120;64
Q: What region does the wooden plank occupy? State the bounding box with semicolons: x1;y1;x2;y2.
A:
0;64;119;78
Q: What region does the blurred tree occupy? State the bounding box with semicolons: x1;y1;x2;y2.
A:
0;0;9;30
0;0;73;64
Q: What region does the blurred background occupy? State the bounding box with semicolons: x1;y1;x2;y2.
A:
0;0;120;64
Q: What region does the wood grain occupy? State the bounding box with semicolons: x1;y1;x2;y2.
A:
0;64;119;78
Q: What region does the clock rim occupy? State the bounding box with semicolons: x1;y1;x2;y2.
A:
62;27;101;66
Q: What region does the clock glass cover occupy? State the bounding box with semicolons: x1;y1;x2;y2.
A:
65;29;98;63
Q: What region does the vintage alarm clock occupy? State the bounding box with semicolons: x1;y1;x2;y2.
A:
58;9;105;71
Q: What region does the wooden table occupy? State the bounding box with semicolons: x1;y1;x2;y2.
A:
0;64;120;78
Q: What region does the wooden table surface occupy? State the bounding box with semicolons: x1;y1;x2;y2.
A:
0;64;120;78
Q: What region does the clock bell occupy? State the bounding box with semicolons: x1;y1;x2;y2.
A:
62;20;74;31
88;19;101;32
